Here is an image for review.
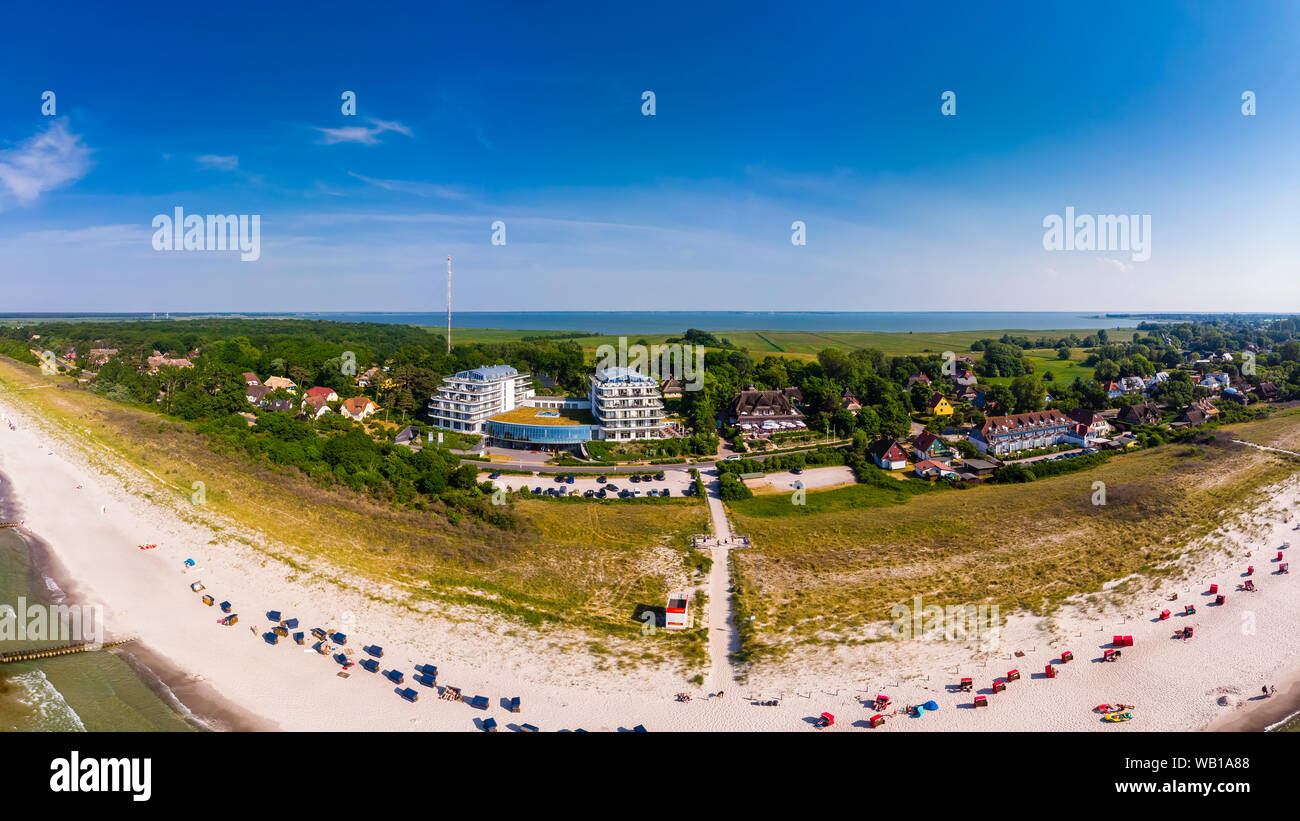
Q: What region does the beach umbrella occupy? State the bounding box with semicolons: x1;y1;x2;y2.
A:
923;700;939;711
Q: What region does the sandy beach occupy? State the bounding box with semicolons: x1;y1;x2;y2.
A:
3;390;1299;732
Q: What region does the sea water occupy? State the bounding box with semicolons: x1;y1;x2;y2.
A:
0;529;194;732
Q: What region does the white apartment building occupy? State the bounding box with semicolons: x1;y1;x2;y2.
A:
588;367;664;441
429;365;534;433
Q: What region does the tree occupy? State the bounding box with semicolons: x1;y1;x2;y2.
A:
1093;359;1120;382
1010;374;1045;413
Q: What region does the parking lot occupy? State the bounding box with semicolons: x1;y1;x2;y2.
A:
480;468;699;499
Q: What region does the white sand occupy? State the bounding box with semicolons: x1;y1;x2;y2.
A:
3;391;1298;732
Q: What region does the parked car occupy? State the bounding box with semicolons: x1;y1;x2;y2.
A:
597;475;607;483
654;472;665;481
489;472;501;479
630;474;641;483
566;475;575;484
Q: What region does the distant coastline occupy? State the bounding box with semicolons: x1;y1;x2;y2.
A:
9;310;1295;336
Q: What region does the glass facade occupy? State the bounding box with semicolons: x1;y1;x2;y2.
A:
485;420;596;446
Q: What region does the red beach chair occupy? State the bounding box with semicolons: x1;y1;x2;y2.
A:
873;695;890;711
1184;604;1196;615
973;695;988;708
1247;566;1254;576
1123;636;1134;647
1159;609;1171;620
869;714;886;728
1209;583;1218;594
1281;563;1289;574
1183;626;1194;639
1103;649;1116;662
992;680;1006;693
1113;635;1124;646
959;678;973;692
1243;580;1256;592
1215;594;1226;605
1060;650;1073;663
1007;669;1020;682
1279;551;1285;562
1045;665;1056;679
814;712;834;729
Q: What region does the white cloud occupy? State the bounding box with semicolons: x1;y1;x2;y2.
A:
196;154;239;171
316;118;413;145
346;171;465;200
0;119;92;207
1102;257;1134;273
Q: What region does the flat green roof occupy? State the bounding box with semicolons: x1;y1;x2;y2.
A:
488;407;594;426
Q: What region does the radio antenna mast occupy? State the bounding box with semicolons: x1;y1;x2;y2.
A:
446;255;452;354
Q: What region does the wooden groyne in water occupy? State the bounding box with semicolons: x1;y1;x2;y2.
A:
0;637;136;664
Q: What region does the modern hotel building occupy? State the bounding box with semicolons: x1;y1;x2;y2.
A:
588;367;664;441
427;365;534;434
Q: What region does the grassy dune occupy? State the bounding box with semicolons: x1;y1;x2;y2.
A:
725;420;1300;662
0;357;710;664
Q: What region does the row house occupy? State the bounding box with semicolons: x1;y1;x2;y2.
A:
973;410;1075;456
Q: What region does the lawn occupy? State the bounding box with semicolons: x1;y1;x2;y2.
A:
724;420;1300;663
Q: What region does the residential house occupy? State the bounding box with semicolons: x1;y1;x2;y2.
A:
1067;408;1111;439
661;377;684;399
266;399;295;413
1187;397;1220;420
782;387;803;407
914;459;957;480
1220;387;1247;406
301;395;332;419
910;431;952;463
868;438;909;471
87;348;119;366
1198;372;1231;391
241;372;262;387
1257;381;1279;401
906;373;932;389
263;376;297;393
304;386;339;403
340;396;379;421
356;367;381;388
146;353;193;372
245;384;272;404
972;410;1075;456
1119;376;1146;395
841;389;862;412
1103;381;1123;399
728;388;807;437
927;393;954;416
1117;402;1163;427
955;367;978;387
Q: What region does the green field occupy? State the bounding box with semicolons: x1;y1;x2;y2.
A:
449;325;1137;363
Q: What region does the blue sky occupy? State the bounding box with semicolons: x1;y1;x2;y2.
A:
1;0;1297;313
